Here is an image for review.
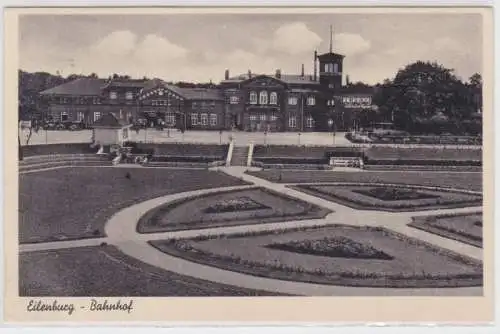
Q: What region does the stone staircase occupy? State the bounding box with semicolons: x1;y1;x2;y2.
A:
19;154;112;172
230;146;249;166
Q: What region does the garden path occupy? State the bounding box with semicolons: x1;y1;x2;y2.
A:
20;165;484;296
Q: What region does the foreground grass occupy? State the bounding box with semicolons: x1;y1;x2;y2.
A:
19;245;284;297
19;167;251;243
247;170;483;191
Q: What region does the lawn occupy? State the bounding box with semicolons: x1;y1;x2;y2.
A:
19;167;250;243
409;213;483;248
19;245;282;296
289;184;482;212
137;187;331;233
151;224;483;288
247;170;483;191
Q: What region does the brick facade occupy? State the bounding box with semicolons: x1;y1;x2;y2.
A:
39;49;378;132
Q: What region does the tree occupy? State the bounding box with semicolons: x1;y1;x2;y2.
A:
469;73;482;87
372;61;478;133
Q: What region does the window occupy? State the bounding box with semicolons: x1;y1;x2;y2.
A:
288;116;297;128
288;97;298;105
327;99;335;106
94;112;101;122
230;96;239;104
77;112;85;122
127;112;132;121
270;92;278;105
191;113;198;126
307;96;316;106
249;114;257;121
333;63;339;73
166;113;176;125
306;116;315;128
210;113;217;126
93;97;101;104
125;91;134;100
260;114;266;121
249;91;257;104
270;114;278;121
259;91;268;104
61;111;69;122
192;102;198;108
109;91;117;100
201;113;208;125
325;63;333;73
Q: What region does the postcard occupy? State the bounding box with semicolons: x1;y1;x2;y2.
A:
4;6;494;324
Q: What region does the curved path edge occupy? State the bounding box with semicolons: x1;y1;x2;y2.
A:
102;168;483;296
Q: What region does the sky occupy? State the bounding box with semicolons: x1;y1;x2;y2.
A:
18;13;483;84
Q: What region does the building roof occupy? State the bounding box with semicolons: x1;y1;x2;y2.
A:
39;78;107;96
178;88;224;101
102;79;149;88
221;73;318;85
93;112;131;128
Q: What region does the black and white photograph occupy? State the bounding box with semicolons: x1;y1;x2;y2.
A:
4;6;494;323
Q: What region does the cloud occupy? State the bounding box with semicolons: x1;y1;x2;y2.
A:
89;30;137;57
271;22;322;55
134;34;188;62
334;33;371;56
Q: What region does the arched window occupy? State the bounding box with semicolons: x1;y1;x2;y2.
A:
249;91;257;104
259;91;268;105
270;92;278;105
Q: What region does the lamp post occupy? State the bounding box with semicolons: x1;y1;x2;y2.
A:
328;118;335;146
298;132;301;145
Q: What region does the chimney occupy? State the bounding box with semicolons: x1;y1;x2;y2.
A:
275;69;281;79
224;69;229;80
248;69;252;79
346;75;351;86
301;64;305;77
313;50;318;81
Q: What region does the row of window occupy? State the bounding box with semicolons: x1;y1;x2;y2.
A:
324;63;340;73
288;116;315;128
109;91;134;100
152;100;173;106
56;97;103;104
247;113;314;128
191;113;218;126
192;101;217;108
60;111;134;123
342;96;371;104
249;114;279;121
248;91;278;105
287;96;316;106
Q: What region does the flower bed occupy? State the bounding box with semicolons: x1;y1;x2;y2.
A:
289;184;482;212
266;236;394;260
408;212;483;248
150;224;483;288
203;196;271;213
352;186;439;201
137;187;332;233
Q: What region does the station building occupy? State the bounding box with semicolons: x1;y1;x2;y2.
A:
38;46;376;132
